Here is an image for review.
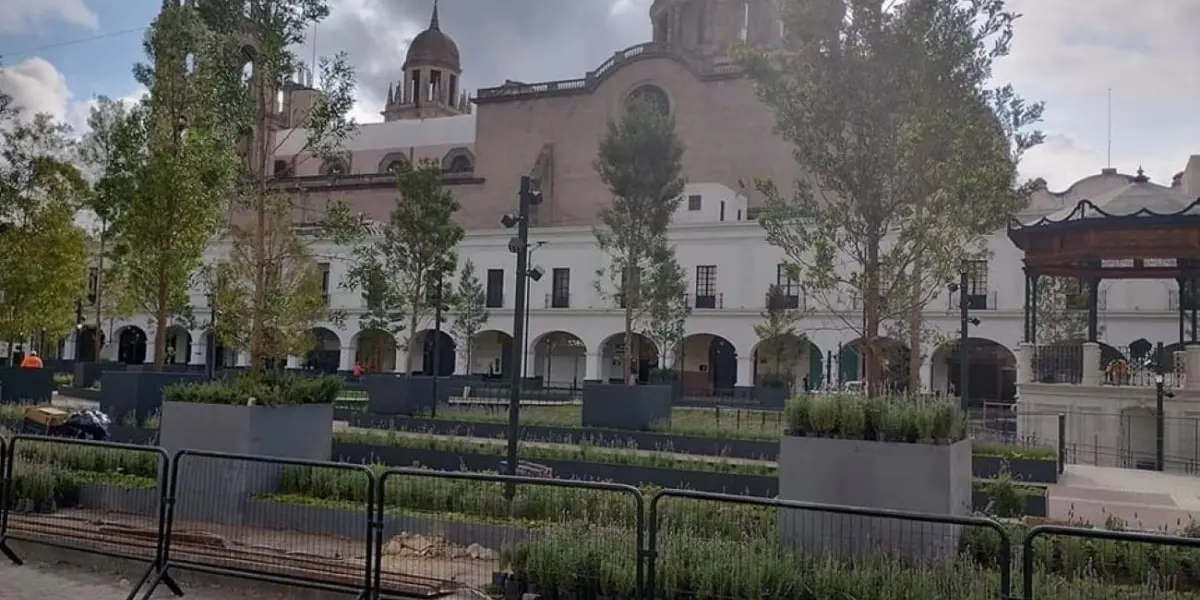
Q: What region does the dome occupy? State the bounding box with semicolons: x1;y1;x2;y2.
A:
404;2;460;72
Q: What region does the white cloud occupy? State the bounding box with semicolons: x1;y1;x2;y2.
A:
0;57;144;134
0;0;98;33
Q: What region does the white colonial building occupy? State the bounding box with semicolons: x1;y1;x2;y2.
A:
69;158;1200;405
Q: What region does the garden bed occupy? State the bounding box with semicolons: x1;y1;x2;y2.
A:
972;443;1059;484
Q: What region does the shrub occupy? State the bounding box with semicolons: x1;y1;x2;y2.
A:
163;371;342;406
784;393;966;443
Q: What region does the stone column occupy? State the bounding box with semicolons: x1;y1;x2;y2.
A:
585;352;603;381
189;332;206;365
1017;343;1034;384
1186;346;1200;391
918;355;932;393
144;340;156;364
394;347;409;374
338;346;355;372
736;355;754;387
1081;342;1101;386
62;332;76;360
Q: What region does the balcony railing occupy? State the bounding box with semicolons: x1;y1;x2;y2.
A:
946;290;998;311
766;293;804;311
545;293;570;309
694;293;723;309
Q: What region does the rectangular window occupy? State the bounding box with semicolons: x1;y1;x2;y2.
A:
964;260;989;309
551;268;570;308
318;263;331;305
362;271;384;311
695;265;717;309
86;267;99;303
775;263;801;309
719;200;725;221
687;195;702;211
486;269;504;308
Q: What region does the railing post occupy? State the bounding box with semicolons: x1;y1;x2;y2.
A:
1017;343;1034;384
1081;342;1102;386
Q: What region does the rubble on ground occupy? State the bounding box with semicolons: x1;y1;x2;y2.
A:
382;532;498;561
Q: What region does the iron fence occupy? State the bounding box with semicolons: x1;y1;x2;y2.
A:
5;434;1200;599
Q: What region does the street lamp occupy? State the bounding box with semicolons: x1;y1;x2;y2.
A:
947;262;981;413
205;292;217;380
501;176;542;488
522;254;546;379
1153;349;1175;471
430;272;447;418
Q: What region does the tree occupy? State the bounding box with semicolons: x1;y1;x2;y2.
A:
202;0;365;372
344;160;463;372
593;96;686;384
451;260;489;373
79;96;140;360
0;112;90;352
641;242;690;372
740;0;1043;395
109;3;242;369
1036;276;1090;343
754;283;806;386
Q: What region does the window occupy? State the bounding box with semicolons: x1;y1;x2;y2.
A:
447;155;472;173
362;271;385;311
384;160;407;174
627;85;669;116
318;263;331;305
687;195;702;211
486;269;504;308
86;267;99;304
719;200;725;221
775;263;801;309
695;265;717;309
965;260;990;310
273;159;291;176
550;268;570;308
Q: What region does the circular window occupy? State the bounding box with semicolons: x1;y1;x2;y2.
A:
627;85;670;116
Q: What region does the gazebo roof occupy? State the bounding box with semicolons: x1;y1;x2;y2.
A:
1012;170;1200;232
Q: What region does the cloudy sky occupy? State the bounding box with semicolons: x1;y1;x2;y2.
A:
0;0;1196;189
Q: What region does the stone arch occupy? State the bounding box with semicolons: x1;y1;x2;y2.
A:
752;335;823;391
930;338;1017;403
531;331;586;389
1032;340;1125;384
679;333;738;395
470;330;513;377
412;329;455;376
599;332;659;384
305;327;342;373
837;337;911;393
115;325;148;365
353;329;396;373
74;325;105;362
378;153;410;174
164;325;192;365
441;147;474;173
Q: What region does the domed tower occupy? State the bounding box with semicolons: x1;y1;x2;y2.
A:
649;0;781;56
382;0;470;121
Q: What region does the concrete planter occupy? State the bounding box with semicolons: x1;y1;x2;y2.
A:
777;435;972;560
972;455;1058;484
100;371;206;426
581;383;672;431
73;361;125;390
58;387;101;403
76;483;160;517
0;367;55;404
160;401;334;524
754;386;789;410
970;488;1048;517
365;374;437;416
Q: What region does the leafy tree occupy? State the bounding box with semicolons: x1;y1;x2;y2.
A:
109;3;242;369
79;96;141;360
1036;276;1091;343
740;0;1043;395
641;242;690;372
593;97;686;384
201;0;365;372
0;112;90;350
451;260;489;374
344;160;463;372
754;283;806;385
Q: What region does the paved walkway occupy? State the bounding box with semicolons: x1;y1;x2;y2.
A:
0;562;298;599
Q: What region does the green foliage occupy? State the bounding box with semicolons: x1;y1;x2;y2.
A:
740;0;1043;394
784;393;966;443
162;370;342;406
973;441;1057;461
344;159;463;365
0;110;90;342
1037;276;1092;343
754;283;806;383
973;472;1042;518
593;96;687;383
641;243;690;363
450;260;488;370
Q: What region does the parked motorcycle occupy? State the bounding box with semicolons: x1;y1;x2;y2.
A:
21;406;112;441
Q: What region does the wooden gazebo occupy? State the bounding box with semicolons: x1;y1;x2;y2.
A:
1008;169;1200;345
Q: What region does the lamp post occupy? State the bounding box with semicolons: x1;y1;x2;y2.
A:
501;176;542;488
1154;341;1174;471
205;293;217;380
947;262;981;413
430;272;445;418
522;248;545;379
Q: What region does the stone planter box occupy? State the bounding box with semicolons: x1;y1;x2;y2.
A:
754;386;789;410
777;436;972;560
100;371;206;426
0;367;55;404
365;375;438;416
160;401;334;524
58;387;101;403
581;383;672;431
73;361;125;390
972;455;1058;484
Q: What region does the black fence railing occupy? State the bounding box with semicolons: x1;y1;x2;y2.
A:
3;434;1200;599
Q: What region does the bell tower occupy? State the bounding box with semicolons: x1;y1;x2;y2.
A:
382;0;471;121
649;0;781;56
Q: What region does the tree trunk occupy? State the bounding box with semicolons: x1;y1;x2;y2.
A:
93;221;106;362
907;262;923;393
864;242;882;397
248;67;271;375
623;262;636;386
153;279;168;371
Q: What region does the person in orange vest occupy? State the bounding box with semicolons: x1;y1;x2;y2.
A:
19;350;43;369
